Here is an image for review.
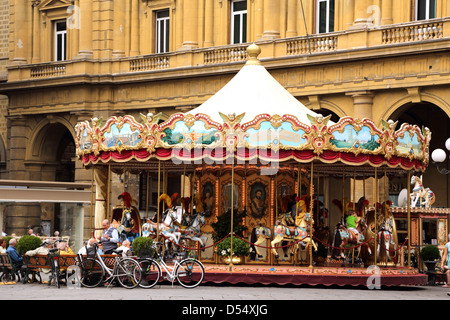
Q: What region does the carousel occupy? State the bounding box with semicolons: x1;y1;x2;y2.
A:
74;44;429;287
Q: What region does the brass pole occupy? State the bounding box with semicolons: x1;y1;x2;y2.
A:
342;171;345;219
309;161;314;269
374;167;378;266
146;171;149;220
90;166;94;235
157;160;161;243
229;163;235;271
106;164;111;222
407;170;411;268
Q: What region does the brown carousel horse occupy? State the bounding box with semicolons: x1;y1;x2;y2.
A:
333;215;371;260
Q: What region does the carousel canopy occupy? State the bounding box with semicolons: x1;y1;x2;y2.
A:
187;44;320;125
74;44;432;174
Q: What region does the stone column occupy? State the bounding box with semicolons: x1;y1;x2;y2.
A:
352;0;369;28
77;0;93;58
255;0;263;39
347;90;374;120
130;0;140;56
343;0;355;29
262;0;280;40
204;0;214;47
181;0;199;50
112;0;126;57
286;0;297;37
381;0;393;25
31;1;40;63
12;0;29;64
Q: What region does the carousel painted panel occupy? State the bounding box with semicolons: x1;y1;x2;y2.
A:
394;124;427;160
99;116;146;152
159;113;222;149
245;175;272;264
328;118;382;154
242;115;310;150
75;121;93;156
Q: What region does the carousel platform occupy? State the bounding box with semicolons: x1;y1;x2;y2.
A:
200;264;428;287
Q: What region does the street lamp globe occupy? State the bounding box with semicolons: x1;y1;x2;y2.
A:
431;148;446;163
445;138;450;151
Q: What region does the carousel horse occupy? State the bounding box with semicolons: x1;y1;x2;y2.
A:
141;206;181;245
177;212;208;248
410;175;435;208
119;208;140;243
333;215;371;260
249;212;294;259
271;200;318;260
376;201;397;264
113;192;141;244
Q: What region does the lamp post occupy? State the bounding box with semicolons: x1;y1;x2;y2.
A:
431;138;450;174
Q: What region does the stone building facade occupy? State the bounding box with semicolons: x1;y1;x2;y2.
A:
1;0;449;239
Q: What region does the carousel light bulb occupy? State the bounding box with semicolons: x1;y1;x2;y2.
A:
445;138;450;151
431;148;446;163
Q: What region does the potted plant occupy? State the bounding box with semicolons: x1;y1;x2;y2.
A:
420;245;441;272
16;235;42;255
132;237;155;258
215;236;250;264
211;208;248;243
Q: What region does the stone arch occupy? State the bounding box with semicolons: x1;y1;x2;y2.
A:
303;99;347;120
381;92;450;122
25;116;76;182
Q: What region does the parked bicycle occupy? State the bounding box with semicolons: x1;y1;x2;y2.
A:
138;242;205;289
78;243;142;289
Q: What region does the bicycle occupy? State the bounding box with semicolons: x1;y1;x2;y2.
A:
48;248;61;288
138;242;205;289
78;243;142;289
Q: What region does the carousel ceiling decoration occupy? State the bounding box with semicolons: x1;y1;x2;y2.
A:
75;44;431;172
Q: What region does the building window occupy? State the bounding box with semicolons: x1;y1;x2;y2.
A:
317;0;335;34
54;20;67;61
231;0;247;44
155;10;170;53
416;0;436;20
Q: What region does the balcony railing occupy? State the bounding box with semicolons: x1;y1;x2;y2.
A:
7;18;450;82
129;55;170;72
382;20;444;44
286;34;338;55
203;45;248;64
30;64;66;78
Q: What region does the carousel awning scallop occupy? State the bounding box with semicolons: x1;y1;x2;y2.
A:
187;44;320;125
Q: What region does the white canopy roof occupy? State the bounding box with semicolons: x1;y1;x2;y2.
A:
188;44;320;124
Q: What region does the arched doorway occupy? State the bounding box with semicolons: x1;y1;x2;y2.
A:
11;121;78;236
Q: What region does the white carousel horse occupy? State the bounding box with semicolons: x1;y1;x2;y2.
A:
141;208;181;244
410;175;435;208
333;216;371;260
176;212;208;248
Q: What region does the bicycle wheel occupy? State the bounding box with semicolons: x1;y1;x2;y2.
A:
80;258;104;288
175;259;204;288
116;258;142;289
138;258;161;289
51;258;60;288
